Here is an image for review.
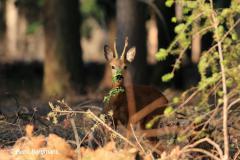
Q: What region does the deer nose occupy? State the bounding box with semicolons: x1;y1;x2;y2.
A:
116;75;124;80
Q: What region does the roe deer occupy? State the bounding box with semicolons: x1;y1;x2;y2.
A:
103;37;168;131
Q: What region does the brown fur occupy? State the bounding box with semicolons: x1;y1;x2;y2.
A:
104;85;168;128
103;38;168;129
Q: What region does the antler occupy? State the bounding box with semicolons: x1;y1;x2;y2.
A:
121;37;128;60
114;40;118;58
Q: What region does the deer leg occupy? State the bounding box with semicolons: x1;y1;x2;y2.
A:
129;96;167;124
135;126;181;138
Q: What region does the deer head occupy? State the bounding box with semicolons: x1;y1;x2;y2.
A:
104;37;136;88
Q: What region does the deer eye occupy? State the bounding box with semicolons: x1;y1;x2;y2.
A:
111;66;115;69
124;66;127;69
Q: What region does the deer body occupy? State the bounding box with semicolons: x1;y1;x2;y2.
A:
104;85;168;128
103;38;168;128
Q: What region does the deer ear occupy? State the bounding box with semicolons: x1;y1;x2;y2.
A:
104;45;114;61
126;47;136;62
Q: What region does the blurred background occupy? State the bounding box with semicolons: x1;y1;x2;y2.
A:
0;0;231;104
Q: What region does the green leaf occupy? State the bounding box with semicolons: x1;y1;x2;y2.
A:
145;116;160;129
164;106;175;117
194;116;203;124
156;48;168;61
226;78;233;87
174;23;185;34
231;33;238;41
165;0;174;7
171;17;177;23
187;1;197;9
215;25;224;38
162;73;174;82
198;73;220;90
172;97;180;104
217;91;224;97
183;7;191;14
177;135;187;142
218;98;223;105
221;9;231;17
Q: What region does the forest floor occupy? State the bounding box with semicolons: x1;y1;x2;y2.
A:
0;63;230;159
0;61;199;160
0;96;182;160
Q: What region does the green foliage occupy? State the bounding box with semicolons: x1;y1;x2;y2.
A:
103;87;125;104
165;0;174;8
199;73;220;90
174;23;185;34
186;1;198;9
194;116;203;124
80;0;104;21
171;17;177;23
156;48;168;61
155;0;240;147
112;69;123;83
162;73;174;82
215;25;224;38
37;0;44;7
177;135;187;143
80;0;105;38
26;21;41;35
231;33;238;41
81;0;97;14
172;97;180;104
164;106;175;118
145;115;160;129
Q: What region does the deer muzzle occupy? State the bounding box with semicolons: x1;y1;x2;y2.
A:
116;75;124;81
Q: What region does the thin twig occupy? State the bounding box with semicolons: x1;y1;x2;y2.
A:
172;46;189;73
55;110;85;114
79;131;91;146
233;141;240;160
87;110;137;149
182;148;220;160
233;150;240;160
201;105;220;131
167;12;204;52
204;138;224;159
182;137;223;159
130;124;146;154
194;25;214;36
205;18;240;55
178;89;199;108
210;7;229;159
228;98;240;110
209;0;231;154
70;118;80;159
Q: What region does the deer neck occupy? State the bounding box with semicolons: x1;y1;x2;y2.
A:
111;83;125;97
112;82;124;89
103;83;125;105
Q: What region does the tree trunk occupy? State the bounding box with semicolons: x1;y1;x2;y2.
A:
100;19;116;89
5;0;18;59
0;0;6;56
43;0;84;97
116;0;147;84
0;0;6;36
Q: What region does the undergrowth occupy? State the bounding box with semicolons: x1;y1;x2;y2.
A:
155;0;240;159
